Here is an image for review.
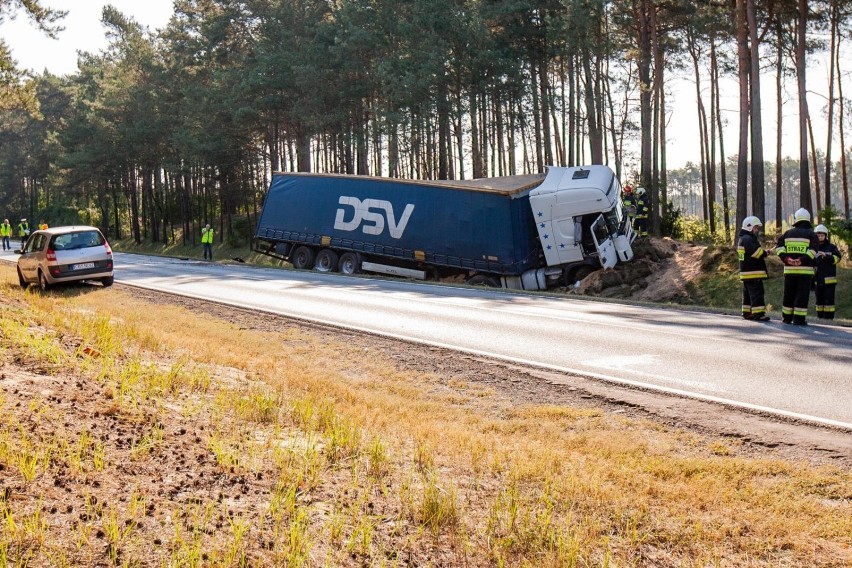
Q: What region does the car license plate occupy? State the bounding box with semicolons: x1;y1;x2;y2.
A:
71;262;95;270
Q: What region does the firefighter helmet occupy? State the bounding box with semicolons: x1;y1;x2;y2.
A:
635;187;646;196
742;216;762;231
793;208;811;223
815;224;829;234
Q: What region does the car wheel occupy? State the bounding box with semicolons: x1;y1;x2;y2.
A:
38;270;50;291
101;276;114;287
17;267;28;288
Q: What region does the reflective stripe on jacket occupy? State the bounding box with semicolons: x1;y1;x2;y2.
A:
775;222;818;276
737;230;768;280
634;195;649;219
814;239;842;285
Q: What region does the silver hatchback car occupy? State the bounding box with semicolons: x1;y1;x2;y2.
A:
16;226;114;290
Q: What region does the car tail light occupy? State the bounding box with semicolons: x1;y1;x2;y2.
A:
46;248;56;261
104;242;112;256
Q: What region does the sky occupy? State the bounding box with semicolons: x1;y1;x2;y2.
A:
0;1;843;174
0;0;174;74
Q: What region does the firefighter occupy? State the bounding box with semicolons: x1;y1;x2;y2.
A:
774;208;818;325
622;184;636;222
634;187;649;237
813;224;842;320
737;216;770;321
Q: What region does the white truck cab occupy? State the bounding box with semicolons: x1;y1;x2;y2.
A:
529;165;635;274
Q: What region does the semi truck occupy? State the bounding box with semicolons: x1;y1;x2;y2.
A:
254;165;635;290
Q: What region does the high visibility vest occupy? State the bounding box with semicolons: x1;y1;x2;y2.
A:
201;228;214;244
39;223;48;230
17;223;28;236
0;223;11;237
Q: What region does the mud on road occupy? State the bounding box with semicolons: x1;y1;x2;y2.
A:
126;285;852;469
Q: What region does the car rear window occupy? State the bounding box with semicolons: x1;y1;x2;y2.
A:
51;231;105;250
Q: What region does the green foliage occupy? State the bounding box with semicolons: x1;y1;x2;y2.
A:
660;200;682;239
672;215;730;245
819;206;852;247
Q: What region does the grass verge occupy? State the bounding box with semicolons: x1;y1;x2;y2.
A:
0;265;849;566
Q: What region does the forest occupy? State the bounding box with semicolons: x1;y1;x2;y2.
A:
1;0;851;246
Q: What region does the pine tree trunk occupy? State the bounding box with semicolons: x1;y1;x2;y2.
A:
637;0;653;193
539;60;554;167
735;0;750;235
797;0;812;211
567;55;575;167
824;0;837;210
747;0;765;223
837;24;850;217
714;46;731;237
808;115;821;214
582;47;603;164
707;33;718;236
470;92;483;179
775;22;784;231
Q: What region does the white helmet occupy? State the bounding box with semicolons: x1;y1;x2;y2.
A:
815;224;829;234
635;187;646;196
793;208;811;223
742;216;762;231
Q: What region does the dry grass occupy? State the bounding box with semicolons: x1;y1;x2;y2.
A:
0;265;850;566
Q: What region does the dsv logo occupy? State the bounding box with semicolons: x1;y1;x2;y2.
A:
334;196;415;239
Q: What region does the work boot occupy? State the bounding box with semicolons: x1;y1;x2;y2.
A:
752;315;770;322
792;315;808;326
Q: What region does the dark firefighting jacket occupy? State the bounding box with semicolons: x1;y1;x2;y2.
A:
774;221;819;276
814;239;842;285
737;229;768;280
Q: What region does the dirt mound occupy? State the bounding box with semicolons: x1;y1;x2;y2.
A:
570;238;709;303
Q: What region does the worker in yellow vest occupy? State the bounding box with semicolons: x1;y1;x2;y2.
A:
201;223;214;260
17;218;29;247
38;220;48;230
0;219;11;251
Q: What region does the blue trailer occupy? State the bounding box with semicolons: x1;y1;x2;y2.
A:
254;165;635;290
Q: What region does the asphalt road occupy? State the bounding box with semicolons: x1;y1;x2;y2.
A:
3;250;851;429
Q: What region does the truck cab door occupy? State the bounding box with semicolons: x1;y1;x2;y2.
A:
590;214;617;269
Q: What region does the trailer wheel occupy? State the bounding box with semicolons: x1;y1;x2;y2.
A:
290;246;316;269
338;252;362;275
315;249;340;272
466;274;500;288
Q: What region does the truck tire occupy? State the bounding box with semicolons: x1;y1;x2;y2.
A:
338;252;362;275
315;249;339;272
290;246;316;270
568;265;595;283
466;274;501;288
